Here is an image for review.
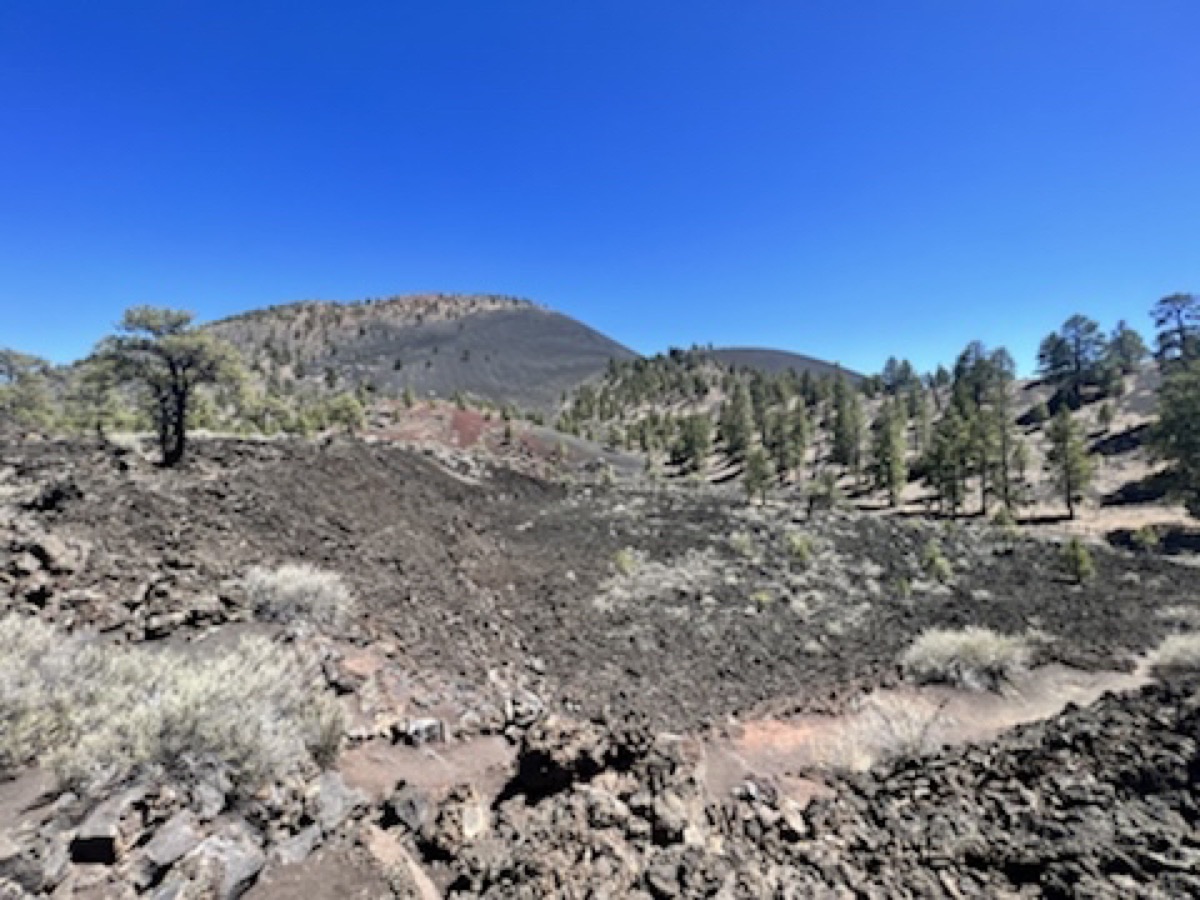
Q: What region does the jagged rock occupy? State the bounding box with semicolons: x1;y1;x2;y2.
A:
506;689;545;728
404;718;445;746
176;821;265;900
129;811;202;888
382;783;430;834
270;825;320;866
423;787;490;857
71;788;146;865
313;772;367;833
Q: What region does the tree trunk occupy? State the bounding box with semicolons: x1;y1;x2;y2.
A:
164;388;188;467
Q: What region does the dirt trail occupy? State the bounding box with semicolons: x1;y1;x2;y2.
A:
708;663;1151;800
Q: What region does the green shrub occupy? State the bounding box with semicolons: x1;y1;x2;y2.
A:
613;547;640;577
0;615;342;796
922;540;952;583
243;563;355;630
730;532;754;558
901;626;1031;691
1061;538;1096;583
1132;525;1161;554
785;531;814;568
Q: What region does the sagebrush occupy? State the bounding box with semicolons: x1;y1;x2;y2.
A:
243;563;356;629
901;626;1031;691
0;614;342;796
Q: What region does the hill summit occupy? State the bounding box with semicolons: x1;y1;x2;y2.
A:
207;294;638;413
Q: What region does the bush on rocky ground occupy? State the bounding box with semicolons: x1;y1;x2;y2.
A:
243;563;356;630
901;626;1031;691
1148;632;1200;677
0;614;342;796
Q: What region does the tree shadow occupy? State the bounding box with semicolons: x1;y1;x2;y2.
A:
1090;422;1150;457
1107;525;1200;556
1101;471;1174;506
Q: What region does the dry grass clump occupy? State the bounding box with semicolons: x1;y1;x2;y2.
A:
0;614;342;796
901;626;1031;692
822;694;947;773
243;563;356;630
1147;633;1200;678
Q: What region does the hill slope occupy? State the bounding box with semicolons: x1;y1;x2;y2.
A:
710;346;863;382
208;294;639;413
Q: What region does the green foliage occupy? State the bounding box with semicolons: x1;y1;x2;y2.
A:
785;531;814;568
806;469;844;515
921;539;952;583
1037;314;1108;407
743;445;772;503
1046;406;1094;518
1153;360;1200;516
1106;320;1148;376
1061;538;1096;584
613;547;640;577
871;400;908;506
831;376;864;476
324;392;366;433
671;415;712;474
1152;293;1200;370
720;382;755;460
0;349;56;433
99;307;242;465
1132;524;1161;554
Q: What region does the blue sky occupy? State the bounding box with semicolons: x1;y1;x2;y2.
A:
1;2;1197;375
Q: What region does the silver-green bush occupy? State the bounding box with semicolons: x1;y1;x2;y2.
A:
0;614;343;796
243;563;355;630
901;626;1031;691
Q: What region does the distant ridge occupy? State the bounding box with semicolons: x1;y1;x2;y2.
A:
708;346;863;382
207;294;638;413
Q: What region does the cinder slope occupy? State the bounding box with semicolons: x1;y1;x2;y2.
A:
209;294;639;413
710;346;863;381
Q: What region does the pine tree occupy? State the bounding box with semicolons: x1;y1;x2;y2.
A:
1153;293;1200;370
1107;320;1148;376
744;445;772;504
871;402;908;506
831;378;864;479
1152;359;1200;516
1046;406;1093;519
927;409;969;515
1038;315;1107;406
720;382;755;460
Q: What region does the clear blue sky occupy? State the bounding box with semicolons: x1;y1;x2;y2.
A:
1;1;1197;376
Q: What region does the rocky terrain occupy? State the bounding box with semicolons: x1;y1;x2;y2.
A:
0;433;1198;897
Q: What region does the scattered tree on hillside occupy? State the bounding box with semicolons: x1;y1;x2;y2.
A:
1152;359;1200;516
744;445;772;504
927;408;968;515
881;357;919;395
1152;293;1200;371
1106;320;1148;376
671;415;712;475
1045;405;1093;519
99;307;242;466
0;349;55;433
831;377;864;480
1037;315;1108;408
871;400;908;506
719;382;755;461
